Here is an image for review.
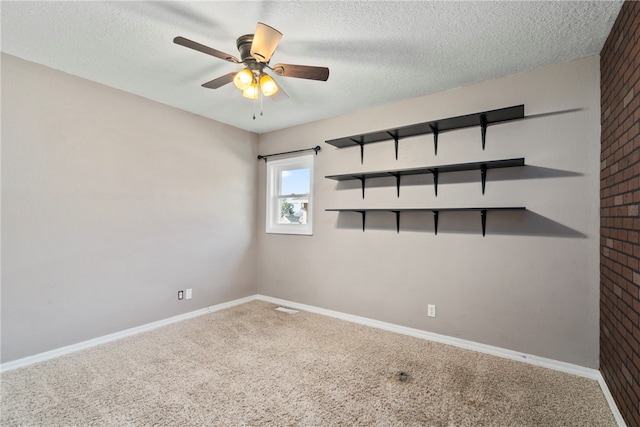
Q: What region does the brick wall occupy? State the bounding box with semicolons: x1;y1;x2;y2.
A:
600;1;640;425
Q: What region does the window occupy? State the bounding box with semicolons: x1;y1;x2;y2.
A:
266;154;314;235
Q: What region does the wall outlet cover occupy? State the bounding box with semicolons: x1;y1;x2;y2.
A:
428;304;436;318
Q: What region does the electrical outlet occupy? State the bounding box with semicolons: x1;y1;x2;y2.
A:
186;289;192;300
178;290;184;300
428;304;436;318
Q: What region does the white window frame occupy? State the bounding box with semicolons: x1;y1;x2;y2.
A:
266;154;314;235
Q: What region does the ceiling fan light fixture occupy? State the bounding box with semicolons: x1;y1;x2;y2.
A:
259;74;279;97
242;83;259;99
174;21;328;107
233;68;254;90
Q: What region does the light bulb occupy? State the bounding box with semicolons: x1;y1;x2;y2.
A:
259;74;279;97
233;68;253;91
242;83;259;100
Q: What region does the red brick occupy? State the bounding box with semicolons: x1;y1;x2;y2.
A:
601;2;640;425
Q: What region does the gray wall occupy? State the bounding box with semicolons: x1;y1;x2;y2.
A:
257;56;601;368
1;54;258;362
2;53;602;369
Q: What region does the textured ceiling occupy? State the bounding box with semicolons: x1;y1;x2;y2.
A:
1;1;623;134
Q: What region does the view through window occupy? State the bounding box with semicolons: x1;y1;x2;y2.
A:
279;167;309;224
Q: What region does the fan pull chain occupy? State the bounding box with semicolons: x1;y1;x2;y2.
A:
252;90;257;120
251;76;266;119
260;87;264;116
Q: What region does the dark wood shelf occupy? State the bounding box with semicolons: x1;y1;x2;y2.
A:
325;158;525;198
325;105;524;163
325;207;526;235
325;105;526;236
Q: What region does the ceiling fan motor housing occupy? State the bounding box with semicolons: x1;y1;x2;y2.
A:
237;34;266;76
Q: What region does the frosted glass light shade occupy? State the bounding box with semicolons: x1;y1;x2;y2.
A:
242;83;259;99
233;68;253;90
259;74;279;97
251;22;283;62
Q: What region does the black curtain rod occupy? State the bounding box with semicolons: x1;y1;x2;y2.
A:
257;146;321;162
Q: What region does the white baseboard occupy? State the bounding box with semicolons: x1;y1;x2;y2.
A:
256;294;627;427
597;372;628;427
0;295;257;373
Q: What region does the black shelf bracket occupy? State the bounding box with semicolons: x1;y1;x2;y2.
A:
349;137;365;164
433;210;440;235
480;114;488;150
430;125;439;155
358;210;366;232
392;210;401;233
480;164;487;194
430;169;439;196
481;209;487;236
356;177;366;199
391;173;401;197
386;131;400;160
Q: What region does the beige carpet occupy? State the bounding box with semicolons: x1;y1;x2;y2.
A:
1;300;616;426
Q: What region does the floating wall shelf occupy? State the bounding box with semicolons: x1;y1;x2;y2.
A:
325;157;525;198
325;105;525;163
325;207;526;236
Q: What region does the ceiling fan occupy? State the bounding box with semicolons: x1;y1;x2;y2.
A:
174;22;330;103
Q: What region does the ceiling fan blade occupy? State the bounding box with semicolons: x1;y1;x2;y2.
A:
174;36;240;64
201;72;236;89
250;22;282;63
271;63;329;81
